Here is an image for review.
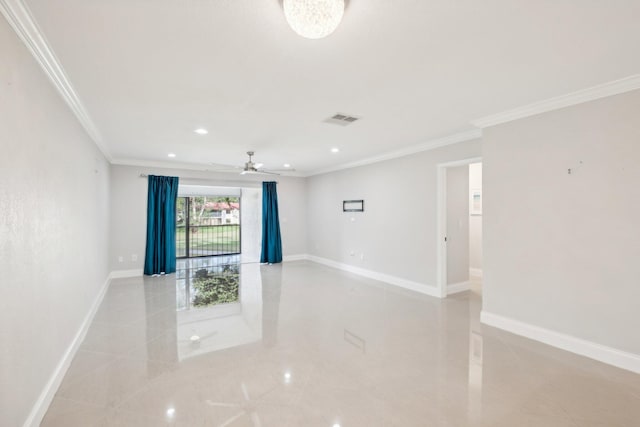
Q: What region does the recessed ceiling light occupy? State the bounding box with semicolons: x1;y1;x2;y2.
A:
168;153;176;158
283;163;291;168
194;128;208;135
331;148;340;153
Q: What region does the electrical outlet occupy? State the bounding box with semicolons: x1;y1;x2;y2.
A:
350;251;355;256
118;256;124;263
360;253;365;261
131;254;138;262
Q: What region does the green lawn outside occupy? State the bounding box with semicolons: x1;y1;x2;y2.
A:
176;224;240;254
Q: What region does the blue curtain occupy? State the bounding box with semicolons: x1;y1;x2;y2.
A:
144;175;179;275
260;181;283;264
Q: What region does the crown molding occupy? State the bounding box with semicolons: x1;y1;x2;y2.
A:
0;0;110;160
111;157;214;171
306;129;482;177
472;74;640;128
111;129;480;178
110;157;305;177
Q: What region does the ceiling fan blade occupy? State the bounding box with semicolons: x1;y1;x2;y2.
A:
209;164;244;173
211;153;285;176
209;168;244;174
210;163;242;169
240;169;280;176
209;169;243;173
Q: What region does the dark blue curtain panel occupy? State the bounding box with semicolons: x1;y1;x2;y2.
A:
144;175;179;275
260;181;283;264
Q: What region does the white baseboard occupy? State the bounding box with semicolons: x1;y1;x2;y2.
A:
307;254;442;298
469;268;483;278
481;311;640;374
283;254;309;262
447;281;471;295
109;269;143;279
24;275;111;427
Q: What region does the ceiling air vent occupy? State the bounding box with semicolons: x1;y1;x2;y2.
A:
324;113;361;126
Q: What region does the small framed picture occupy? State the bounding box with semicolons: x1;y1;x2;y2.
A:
470;189;482;215
343;200;364;212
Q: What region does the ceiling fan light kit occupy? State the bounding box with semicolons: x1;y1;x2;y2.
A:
283;0;345;39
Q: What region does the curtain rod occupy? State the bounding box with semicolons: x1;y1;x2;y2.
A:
138;174;277;183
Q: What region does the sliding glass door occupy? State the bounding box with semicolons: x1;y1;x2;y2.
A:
176;196;241;258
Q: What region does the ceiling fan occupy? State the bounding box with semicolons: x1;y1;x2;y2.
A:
209;151;295;175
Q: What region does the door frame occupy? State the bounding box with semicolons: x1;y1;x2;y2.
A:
177;195;242;259
436;157;482;298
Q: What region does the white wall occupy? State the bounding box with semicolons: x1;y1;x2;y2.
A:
469;162;483;272
446;165;470;284
0;18;110;426
306;139;481;291
483;89;640;355
109;165;307;271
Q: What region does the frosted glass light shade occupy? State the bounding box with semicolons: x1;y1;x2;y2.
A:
283;0;345;39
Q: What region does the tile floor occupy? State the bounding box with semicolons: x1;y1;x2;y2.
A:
41;259;640;426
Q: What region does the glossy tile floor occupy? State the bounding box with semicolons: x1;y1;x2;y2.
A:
42;259;640;426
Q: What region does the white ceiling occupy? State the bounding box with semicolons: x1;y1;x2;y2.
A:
19;0;640;174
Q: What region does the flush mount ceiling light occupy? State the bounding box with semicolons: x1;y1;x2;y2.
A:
283;0;345;39
194;128;208;135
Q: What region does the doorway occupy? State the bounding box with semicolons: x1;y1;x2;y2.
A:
468;162;483;294
176;195;241;258
436;157;482;297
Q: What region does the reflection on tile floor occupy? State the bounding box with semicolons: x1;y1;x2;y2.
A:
42;261;640;426
176;255;241;310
